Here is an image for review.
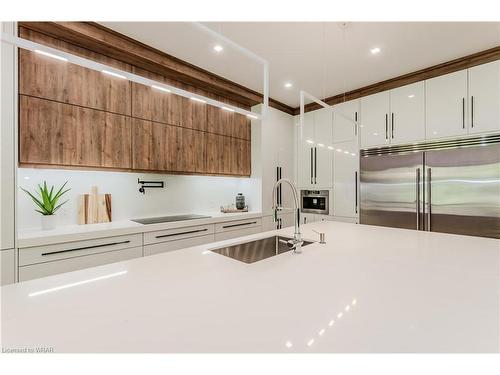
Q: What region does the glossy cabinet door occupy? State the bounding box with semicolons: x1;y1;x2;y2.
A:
1;249;16;285
1;22;15;251
333;99;359;143
297;111;315;188
389;82;425;145
360;91;390;148
426;69;468;140
468;60;500;135
333;140;359;218
313;108;333;188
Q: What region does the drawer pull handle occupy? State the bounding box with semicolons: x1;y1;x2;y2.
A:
222;221;257;229
41;240;131;256
155;228;208;239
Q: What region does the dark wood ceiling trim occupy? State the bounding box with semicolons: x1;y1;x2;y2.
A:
293;45;500;115
18;21;295;115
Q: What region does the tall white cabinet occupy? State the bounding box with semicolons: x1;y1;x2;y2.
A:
1;22;17;285
253;105;295;230
332;140;359;219
297;107;333;189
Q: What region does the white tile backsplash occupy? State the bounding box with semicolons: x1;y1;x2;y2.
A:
18;168;259;230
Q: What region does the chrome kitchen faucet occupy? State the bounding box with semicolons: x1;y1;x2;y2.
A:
272;178;303;253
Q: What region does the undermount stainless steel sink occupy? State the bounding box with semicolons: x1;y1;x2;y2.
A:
131;214;211;225
211;236;314;264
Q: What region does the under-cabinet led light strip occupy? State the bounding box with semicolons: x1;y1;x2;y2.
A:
1;32;261;120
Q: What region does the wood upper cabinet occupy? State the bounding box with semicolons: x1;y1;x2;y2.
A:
20;96;131;169
131;71;208;132
205;133;250;176
18;27;252;177
18;28;131;116
207;95;251;140
132;119;206;174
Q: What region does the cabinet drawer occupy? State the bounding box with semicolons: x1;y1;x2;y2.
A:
19;246;142;282
144;234;215;257
215;218;262;233
19;233;142;266
144;224;214;245
214;226;262;242
1;249;16;286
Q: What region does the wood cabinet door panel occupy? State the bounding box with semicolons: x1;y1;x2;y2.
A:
19;28;131;116
20;96;131;169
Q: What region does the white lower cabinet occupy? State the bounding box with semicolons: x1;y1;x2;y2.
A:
300;213;317;224
262;212;295;231
322;216;358;224
19;246;143;282
300;214;358;225
215;226;262;242
18;234;143;282
333;140;359;219
1;249;16;285
144;234;215;256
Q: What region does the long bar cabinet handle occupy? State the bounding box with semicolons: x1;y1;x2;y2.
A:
314;147;317;184
310;148;313;185
41;240;131;256
462;98;465;129
416;168;420;230
471;96;474;128
355;171;358;214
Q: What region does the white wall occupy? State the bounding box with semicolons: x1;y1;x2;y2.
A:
18;168;258;230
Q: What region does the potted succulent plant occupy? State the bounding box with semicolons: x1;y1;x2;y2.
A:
21;181;70;230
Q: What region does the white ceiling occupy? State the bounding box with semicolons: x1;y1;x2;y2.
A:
99;22;500;107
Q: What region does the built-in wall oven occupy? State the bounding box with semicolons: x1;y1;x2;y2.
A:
301;190;329;215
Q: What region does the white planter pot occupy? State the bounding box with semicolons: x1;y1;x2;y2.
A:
41;215;57;231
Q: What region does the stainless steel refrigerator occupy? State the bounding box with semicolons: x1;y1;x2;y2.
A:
360;135;500;239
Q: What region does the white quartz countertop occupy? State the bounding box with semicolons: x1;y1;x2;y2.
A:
17;211;263;248
3;221;500;353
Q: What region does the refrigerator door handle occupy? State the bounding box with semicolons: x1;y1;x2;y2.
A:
427;167;432;231
416;168;421;230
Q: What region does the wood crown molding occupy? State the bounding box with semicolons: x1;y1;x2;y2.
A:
18;21;295;115
293;45;500;115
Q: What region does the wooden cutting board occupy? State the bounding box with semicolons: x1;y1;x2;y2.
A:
77;186;112;224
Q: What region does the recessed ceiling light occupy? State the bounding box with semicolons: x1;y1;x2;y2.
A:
370;47;381;55
35;49;68;62
213;45;223;53
102;70;127;79
284;82;293;88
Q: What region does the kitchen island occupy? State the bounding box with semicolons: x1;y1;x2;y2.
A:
2;221;499;352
